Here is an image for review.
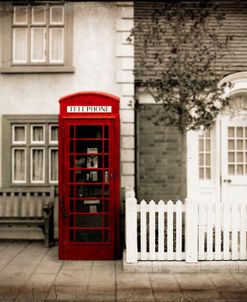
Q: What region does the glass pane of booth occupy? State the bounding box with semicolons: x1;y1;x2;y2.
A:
68;124;111;243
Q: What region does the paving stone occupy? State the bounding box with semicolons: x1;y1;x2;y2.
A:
182;289;224;301
116;273;155;301
15;273;57;301
87;276;115;300
15;287;51;302
62;260;93;270
35;259;62;275
0;240;11;253
115;260;124;272
35;245;62;274
0;241;247;302
86;292;116;302
232;273;247;288
154;292;185;302
8;241;48;268
87;261;115;301
0;241;30;271
54;269;90;287
0;271;32;286
116;288;155;302
0;285;22;301
91;260;116;272
220;287;247;301
150;273;180;291
175;273;215;290
207;273;242;289
150;274;184;301
46;285;87;301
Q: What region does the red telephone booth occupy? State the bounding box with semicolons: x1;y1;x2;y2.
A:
58;92;120;260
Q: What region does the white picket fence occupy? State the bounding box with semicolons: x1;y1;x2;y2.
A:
125;191;247;263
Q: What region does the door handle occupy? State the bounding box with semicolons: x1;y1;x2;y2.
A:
223;179;231;183
60;197;68;218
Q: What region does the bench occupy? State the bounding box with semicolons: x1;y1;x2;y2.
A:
0;187;55;247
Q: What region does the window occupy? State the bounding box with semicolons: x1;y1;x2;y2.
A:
198;129;211;180
227;126;247;175
1;3;73;73
2;115;58;186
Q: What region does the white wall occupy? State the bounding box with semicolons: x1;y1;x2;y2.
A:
0;2;121;115
0;1;135;191
0;1;135;239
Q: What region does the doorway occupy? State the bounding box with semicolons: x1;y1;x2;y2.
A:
187;90;247;204
220;114;247;203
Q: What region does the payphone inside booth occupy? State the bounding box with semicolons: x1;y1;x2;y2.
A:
58;92;120;260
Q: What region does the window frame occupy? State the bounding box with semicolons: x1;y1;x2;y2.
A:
31;124;45;144
50;5;64;25
198;129;212;181
12;124;27;144
30;27;47;63
49;124;58;144
31;6;46;25
12;147;27;184
13;6;28;25
2;115;58;187
49;147;58;184
0;3;74;74
12;27;28;64
30;147;45;184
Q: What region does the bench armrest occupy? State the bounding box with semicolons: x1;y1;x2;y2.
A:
42;201;54;218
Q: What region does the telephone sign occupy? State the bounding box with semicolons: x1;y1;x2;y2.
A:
58;92;120;260
67;106;112;113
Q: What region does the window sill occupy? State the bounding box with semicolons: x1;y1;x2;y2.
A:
0;65;75;74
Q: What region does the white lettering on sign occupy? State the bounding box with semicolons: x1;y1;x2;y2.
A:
67;106;112;113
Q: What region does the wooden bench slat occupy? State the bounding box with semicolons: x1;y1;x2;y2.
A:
0;187;54;247
0;219;46;224
37;198;43;218
0;196;5;216
13;196;19;217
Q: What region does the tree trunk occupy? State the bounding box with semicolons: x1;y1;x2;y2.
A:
180;130;187;202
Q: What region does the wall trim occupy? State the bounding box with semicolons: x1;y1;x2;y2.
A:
116;2;135;191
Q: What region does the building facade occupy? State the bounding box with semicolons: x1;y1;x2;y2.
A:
1;0;247;257
135;1;247;204
0;1;135;240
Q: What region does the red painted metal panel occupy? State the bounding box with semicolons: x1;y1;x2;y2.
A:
59;92;120;260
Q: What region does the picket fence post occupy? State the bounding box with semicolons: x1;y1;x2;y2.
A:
125;190;138;263
185;199;198;263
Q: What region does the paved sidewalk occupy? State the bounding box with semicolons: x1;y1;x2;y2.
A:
0;241;247;301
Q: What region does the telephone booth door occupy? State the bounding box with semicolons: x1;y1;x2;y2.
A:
59;92;120;260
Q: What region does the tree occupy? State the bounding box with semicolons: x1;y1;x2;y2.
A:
130;0;233;200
